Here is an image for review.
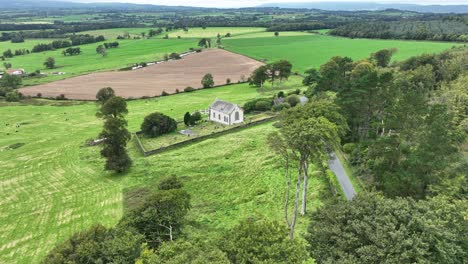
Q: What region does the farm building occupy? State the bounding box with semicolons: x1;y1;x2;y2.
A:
209;99;244;125
6;69;25;75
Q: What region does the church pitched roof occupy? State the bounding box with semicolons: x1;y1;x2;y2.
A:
210;99;239;115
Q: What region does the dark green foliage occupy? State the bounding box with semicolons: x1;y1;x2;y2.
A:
144;239;229;264
95;87;115;104
330;20;468;42
198;38;211;48
43;57;55;69
100;117;132;172
62;47;81;56
99;96;128;118
370;48;397;67
201;73;214;88
3;62;12;69
169;52;181;60
307;193;467;264
190;112;202;125
277;91;285;98
286;94;300;107
98;96;132;173
249;65;269;87
103;41;119;49
271;102;290;112
42;225;143;264
158;176;184;190
183;112;191;126
96;45;107;57
243;98;273;113
2;49;13;58
219;219;308;264
120;189;191;248
5;90;21;102
0;74;22;88
184;86;195;92
302;68;320;86
141;112;177;137
255;100;272;111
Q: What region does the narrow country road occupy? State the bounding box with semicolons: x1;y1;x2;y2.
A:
328;152;356;200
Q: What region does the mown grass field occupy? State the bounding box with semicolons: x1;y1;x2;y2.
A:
3;38;198;85
80;27;158;39
163;27;266;39
224;34;461;72
0;80;325;263
0;39;60;53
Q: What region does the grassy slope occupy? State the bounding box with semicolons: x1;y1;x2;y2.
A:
3;38;198;85
0;39;61;53
224;34;461;73
0;80;323;263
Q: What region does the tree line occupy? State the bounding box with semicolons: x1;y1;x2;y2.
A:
330;19;468;42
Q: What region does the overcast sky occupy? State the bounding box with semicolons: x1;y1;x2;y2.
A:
74;0;468;8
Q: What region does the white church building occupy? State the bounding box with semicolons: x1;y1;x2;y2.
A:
209;99;244;125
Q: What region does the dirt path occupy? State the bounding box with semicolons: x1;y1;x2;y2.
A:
19;49;264;100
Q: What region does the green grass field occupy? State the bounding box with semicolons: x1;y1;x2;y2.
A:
164;27;266;39
80;27;157;39
224;34;461;72
3;38;198;85
0;39;61;53
0;80;324;263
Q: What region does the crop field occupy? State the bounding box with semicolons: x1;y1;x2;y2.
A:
3;38;198;85
224;34;461;72
0;80;323;264
19;49;264;100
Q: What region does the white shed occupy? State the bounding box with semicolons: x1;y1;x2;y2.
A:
209;99;244;126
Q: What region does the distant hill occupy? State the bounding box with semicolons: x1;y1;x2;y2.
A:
259;2;468;14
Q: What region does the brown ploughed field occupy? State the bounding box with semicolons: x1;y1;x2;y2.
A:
19;49;263;100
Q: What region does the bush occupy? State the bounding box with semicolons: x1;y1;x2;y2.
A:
277;91;285;98
190;112;202;125
184;86;195;92
255;100;272;111
226;78;231;85
55;94;67;100
342;143;356;154
5;90;21;102
286;95;300;107
141;112;177;138
161;90;169;96
243;98;273;113
158;176;183;190
272;102;291;112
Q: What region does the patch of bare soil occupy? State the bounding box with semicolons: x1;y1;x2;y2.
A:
19;49;264;100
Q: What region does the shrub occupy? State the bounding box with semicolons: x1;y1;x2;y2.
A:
272;102;291;112
56;94;67;100
184;86;195;92
226;78;231;85
161;91;169;96
5;90;21;102
277;91;285;98
158;176;183;190
243;98;273;113
36;93;42;98
286;95;300;107
343;143;356;154
190;112;202;125
141;112;177;137
255;100;272;111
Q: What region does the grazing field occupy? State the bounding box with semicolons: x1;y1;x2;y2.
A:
224;34;461;72
3;38;198;85
80;27;157;39
19;49;264;100
0;80;323;264
0;39;62;52
163;27;266;39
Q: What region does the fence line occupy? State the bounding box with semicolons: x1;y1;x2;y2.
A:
134;116;277;157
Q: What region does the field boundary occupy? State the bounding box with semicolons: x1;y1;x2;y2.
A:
134;116;277;157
